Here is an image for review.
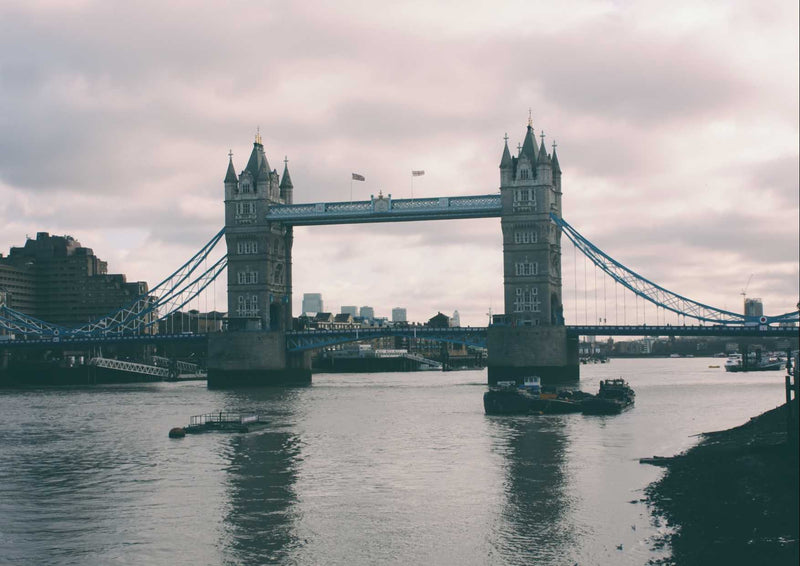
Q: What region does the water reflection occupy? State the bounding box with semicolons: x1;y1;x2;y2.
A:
219;388;305;564
487;416;576;565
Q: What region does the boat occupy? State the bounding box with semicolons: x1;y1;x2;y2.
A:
483;377;584;415
169;411;268;437
581;378;635;415
724;353;785;373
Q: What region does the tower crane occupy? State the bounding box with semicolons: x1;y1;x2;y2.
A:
740;274;754;299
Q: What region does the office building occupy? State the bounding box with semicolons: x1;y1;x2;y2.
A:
391;307;407;323
302;293;323;315
0;232;149;327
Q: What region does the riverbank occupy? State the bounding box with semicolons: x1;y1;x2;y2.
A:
646;401;799;565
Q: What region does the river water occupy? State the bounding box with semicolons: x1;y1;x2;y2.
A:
0;358;788;565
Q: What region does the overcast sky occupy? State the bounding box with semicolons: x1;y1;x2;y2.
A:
1;0;797;326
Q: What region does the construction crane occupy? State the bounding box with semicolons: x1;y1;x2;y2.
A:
740;274;754;314
740;274;754;299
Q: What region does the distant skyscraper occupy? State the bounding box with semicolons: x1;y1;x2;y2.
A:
341;306;358;316
302;293;323;315
392;307;407;322
451;310;461;327
360;306;375;320
744;298;763;317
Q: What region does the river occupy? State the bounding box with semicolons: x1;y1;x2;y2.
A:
0;358;787;565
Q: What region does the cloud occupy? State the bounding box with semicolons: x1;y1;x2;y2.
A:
0;0;797;325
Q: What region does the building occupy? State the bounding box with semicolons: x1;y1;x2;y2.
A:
391;307;407;323
451;310;461;327
360;306;375;320
0;232;149;327
744;298;764;318
223;132;294;331
341;306;358;316
302;293;324;315
499;119;563;326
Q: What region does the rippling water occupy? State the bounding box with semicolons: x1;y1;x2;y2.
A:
0;358;787;565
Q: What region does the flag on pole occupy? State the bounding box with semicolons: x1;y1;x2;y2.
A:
352;173;365;181
412;170;425;176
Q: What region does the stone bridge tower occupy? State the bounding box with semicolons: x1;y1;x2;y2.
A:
487;120;578;384
208;132;310;387
222;132;294;332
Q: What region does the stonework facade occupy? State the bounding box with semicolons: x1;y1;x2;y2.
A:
223;134;295;331
499;123;564;327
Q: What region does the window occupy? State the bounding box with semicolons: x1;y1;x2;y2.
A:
514;286;541;312
241;182;251;193
235;202;256;215
237;294;260;316
237;240;258;254
513;188;536;210
514;260;539;276
237;269;258;285
514;230;538;244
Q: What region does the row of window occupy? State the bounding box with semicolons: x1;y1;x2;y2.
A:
237;241;258;254
513;286;541;312
235;202;256;215
514;261;538;276
514;230;538;244
513;188;536;203
235;240;286;255
237;270;258;285
237;295;260;317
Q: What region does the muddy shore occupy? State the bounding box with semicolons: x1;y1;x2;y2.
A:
646;400;799;565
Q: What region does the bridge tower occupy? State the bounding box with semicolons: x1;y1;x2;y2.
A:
487;121;578;383
207;133;311;387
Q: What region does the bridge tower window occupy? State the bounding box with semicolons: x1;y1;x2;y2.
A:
515;260;539;276
514;230;537;244
237;268;258;285
237;295;260;317
514;286;541;312
237;240;258;254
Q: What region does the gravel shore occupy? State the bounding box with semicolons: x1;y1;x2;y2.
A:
646;400;799;565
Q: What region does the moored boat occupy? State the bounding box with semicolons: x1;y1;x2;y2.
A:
724;353;785;372
483;377;584;415
581;378;635;415
170;411;269;436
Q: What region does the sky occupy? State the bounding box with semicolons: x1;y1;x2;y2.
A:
0;0;797;326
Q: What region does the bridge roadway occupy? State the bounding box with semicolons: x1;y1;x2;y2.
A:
1;324;796;350
266;194;502;225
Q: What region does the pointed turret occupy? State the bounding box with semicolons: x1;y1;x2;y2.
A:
244;130;271;181
224;153;238;183
520;124;538;163
280;161;293;191
280;157;294;204
551;143;561;174
500;137;512;169
537;134;551;164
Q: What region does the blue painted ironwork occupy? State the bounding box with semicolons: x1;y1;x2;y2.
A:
0;229;228;339
552;214;800;326
286;323;798;352
286;326;489;351
266;194;501;225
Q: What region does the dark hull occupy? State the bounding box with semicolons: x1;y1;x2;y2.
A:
483;390;582;415
581;397;632;415
724;363;783;373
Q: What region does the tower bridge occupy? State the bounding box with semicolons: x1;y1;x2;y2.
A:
1;121;798;386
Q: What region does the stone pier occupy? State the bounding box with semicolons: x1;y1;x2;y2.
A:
486;326;579;385
207;331;311;388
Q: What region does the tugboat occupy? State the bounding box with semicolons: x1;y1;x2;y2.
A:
483;377;584;415
581;378;635;415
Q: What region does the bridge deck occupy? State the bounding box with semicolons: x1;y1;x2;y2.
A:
266;194;502;225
